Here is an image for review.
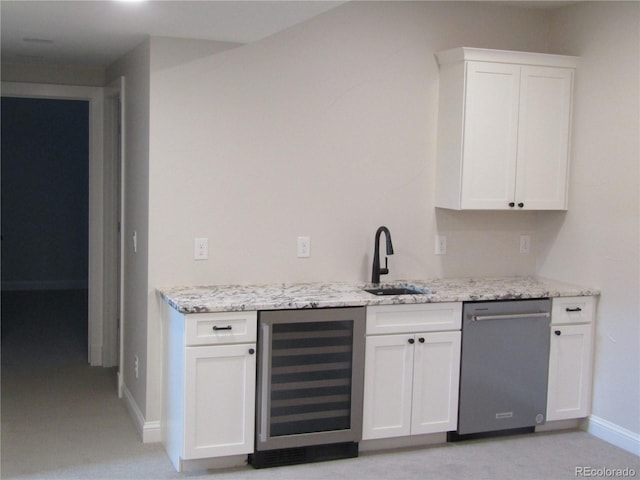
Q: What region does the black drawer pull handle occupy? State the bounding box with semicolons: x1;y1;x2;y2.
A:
248;348;255;355
408;338;415;344
565;307;582;312
508;202;515;208
212;325;232;331
418;337;425;343
554;330;562;336
518;202;524;208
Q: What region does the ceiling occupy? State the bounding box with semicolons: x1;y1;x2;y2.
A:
1;0;579;69
0;0;345;68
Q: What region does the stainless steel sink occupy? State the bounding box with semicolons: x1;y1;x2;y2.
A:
363;286;428;296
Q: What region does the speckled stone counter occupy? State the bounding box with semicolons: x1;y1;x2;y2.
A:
158;276;599;314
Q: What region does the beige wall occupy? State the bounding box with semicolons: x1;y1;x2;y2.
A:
541;2;640;437
148;1;549;287
145;1;550;422
147;37;241;420
106;41;151;418
1;62;106;86
112;1;639;446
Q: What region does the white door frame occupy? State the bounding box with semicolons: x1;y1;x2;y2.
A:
1;81;110;367
103;77;126;393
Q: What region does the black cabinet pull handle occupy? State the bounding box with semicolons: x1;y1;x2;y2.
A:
518;202;524;208
508;202;515;207
554;330;562;336
418;337;425;343
408;338;415;344
248;348;255;355
566;307;582;312
212;325;232;331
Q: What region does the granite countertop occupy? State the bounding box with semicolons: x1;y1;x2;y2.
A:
158;276;599;314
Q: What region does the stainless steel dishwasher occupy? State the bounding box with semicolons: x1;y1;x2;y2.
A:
451;299;551;440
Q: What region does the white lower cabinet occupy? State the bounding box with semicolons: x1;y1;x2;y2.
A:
184;344;255;459
546;296;596;421
363;334;414;439
411;331;461;435
162;307;257;472
362;304;462;440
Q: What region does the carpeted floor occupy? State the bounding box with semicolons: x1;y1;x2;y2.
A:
1;290;638;480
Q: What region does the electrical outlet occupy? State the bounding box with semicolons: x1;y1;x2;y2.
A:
435;235;447;255
297;236;311;258
134;355;139;379
194;237;208;260
520;235;531;254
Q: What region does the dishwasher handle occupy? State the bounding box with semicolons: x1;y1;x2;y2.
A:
472;312;550;321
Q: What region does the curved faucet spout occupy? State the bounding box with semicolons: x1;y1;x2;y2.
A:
372;226;394;284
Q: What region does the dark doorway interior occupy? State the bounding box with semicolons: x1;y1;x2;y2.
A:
1;97;90;361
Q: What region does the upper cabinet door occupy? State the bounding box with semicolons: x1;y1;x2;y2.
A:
516;66;573;210
461;61;521;209
435;48;577;211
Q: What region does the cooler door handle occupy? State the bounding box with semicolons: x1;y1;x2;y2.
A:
258;323;270;443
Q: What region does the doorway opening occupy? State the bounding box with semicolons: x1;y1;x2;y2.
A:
1;82;121;381
1;97;89;366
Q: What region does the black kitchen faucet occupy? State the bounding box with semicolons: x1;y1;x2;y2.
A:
371;226;394;284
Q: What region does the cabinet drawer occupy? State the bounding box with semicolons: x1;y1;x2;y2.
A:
551;296;595;325
366;303;462;335
185;311;257;346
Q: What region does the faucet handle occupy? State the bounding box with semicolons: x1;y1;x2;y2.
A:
380;257;389;276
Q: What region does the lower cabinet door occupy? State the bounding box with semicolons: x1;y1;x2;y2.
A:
184;343;256;459
411;331;461;435
362;334;414;440
547;323;593;421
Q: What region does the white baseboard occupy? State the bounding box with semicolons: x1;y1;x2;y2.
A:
121;382;162;444
89;344;103;367
117;371;123;399
144;420;162;444
585;415;640;456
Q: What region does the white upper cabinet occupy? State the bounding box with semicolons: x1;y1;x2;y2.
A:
435;48;577;210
